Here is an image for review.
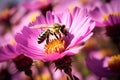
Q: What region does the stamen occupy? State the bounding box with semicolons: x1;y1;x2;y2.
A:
44;38;66;54
108;54;120;71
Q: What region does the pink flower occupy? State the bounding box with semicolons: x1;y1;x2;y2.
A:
89;0;120;26
0;42;20;62
86;50;120;77
23;0;54;10
53;0;80;14
15;7;95;62
89;0;120;50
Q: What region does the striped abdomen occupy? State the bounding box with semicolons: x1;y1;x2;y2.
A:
37;30;49;44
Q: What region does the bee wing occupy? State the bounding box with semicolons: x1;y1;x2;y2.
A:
30;24;54;30
30;24;48;29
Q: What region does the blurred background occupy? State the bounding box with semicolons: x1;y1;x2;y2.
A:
0;0;120;80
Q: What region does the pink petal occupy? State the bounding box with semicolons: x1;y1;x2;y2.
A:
61;9;72;29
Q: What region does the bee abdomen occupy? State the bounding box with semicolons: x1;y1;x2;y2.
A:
38;33;46;44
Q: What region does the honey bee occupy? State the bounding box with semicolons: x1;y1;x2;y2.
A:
33;23;68;44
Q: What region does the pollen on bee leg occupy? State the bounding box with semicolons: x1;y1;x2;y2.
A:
44;38;66;54
108;54;120;71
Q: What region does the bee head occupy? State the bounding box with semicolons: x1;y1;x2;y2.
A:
60;25;68;36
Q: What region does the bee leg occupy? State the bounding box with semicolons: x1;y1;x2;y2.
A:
46;34;49;44
54;33;59;39
58;33;61;38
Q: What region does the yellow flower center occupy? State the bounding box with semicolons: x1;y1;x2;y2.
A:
103;12;120;21
44;38;66;54
108;54;120;71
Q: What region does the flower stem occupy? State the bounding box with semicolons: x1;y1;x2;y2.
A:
29;75;34;80
98;77;102;80
44;62;54;80
64;67;75;80
25;69;33;80
47;66;54;80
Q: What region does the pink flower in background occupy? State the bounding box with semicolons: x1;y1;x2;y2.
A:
0;61;22;80
78;0;112;12
89;0;120;50
0;42;34;80
0;7;17;36
16;7;95;62
0;43;28;80
0;43;20;62
86;50;120;78
53;0;80;14
78;0;101;11
23;0;54;11
89;0;120;26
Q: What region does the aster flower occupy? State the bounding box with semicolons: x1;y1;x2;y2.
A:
0;0;23;29
85;50;120;78
89;0;120;26
15;7;95;79
0;42;34;80
0;42;19;62
23;0;55;16
0;7;17;36
0;61;27;80
78;0;112;12
89;0;120;51
0;1;25;47
0;1;41;68
23;0;53;10
15;7;95;62
0;61;15;80
53;0;80;14
0;5;41;47
12;10;41;35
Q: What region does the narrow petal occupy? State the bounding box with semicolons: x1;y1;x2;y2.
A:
36;14;47;24
61;9;72;29
62;46;84;57
42;53;61;61
67;18;95;49
69;8;87;32
16;44;44;61
0;45;19;62
52;12;61;23
46;11;54;24
86;57;120;77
